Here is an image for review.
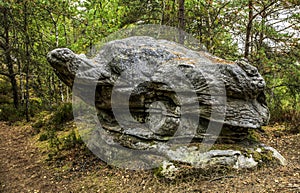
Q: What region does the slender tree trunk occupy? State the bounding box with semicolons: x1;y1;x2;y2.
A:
257;9;267;72
53;76;58;104
207;1;213;52
160;0;166;25
66;87;70;102
59;82;64;102
50;12;65;103
8;61;19;109
2;7;19;109
63;15;68;45
178;0;185;44
54;23;59;47
24;2;30;121
47;73;53;107
245;0;253;59
25;59;30;121
17;59;24;106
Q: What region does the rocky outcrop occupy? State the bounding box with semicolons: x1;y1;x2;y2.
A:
47;36;269;141
47;36;285;174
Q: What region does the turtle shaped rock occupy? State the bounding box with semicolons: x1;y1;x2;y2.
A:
46;36;288;173
47;36;269;144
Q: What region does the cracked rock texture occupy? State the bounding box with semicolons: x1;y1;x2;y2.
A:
47;36;282;173
47;36;269;143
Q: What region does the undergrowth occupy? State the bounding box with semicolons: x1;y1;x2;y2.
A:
270;108;300;134
32;102;84;161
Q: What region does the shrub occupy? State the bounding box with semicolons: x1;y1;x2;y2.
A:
51;102;73;126
39;133;49;141
62;129;83;150
0;104;26;122
270;108;300;133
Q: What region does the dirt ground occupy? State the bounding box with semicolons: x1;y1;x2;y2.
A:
0;121;299;193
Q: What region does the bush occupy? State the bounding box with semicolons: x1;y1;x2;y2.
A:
0;104;26;122
0;97;45;123
62;129;83;150
51;102;73;126
270;108;300;133
29;97;43;117
39;133;49;141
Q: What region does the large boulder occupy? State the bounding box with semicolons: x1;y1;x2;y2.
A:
48;36;269;141
47;36;284;173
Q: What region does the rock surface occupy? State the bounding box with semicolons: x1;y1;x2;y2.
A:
47;36;285;173
158;144;286;179
47;36;269;142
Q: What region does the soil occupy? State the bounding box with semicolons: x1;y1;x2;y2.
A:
0;122;299;193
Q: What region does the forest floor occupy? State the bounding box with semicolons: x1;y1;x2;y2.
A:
0;121;299;193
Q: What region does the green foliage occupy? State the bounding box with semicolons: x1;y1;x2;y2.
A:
42;126;83;159
247;129;260;142
61;129;83;150
51;102;73;126
185;0;240;59
38;133;48;141
0;104;26;122
270;108;300;133
233;0;300;129
32;103;83;159
0;0;299;135
263;48;300;128
48;129;61;151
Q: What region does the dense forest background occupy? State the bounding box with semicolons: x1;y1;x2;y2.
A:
0;0;299;132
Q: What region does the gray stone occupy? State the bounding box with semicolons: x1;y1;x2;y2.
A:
47;36;269;143
155;144;286;179
261;145;287;166
47;36;286;174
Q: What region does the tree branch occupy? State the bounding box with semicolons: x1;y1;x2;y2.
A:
212;2;230;28
0;71;10;77
250;1;278;24
0;40;5;50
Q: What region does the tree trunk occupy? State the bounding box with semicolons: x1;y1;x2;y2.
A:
206;1;213;52
8;61;19;109
47;73;53;107
160;0;166;25
2;7;19;109
178;0;185;44
24;2;30;122
245;0;253;59
59;81;64;102
66;86;70;102
17;58;24;106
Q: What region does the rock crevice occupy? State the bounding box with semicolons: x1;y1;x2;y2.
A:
47;36;284;173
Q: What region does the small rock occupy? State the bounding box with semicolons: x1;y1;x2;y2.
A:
160;161;178;179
